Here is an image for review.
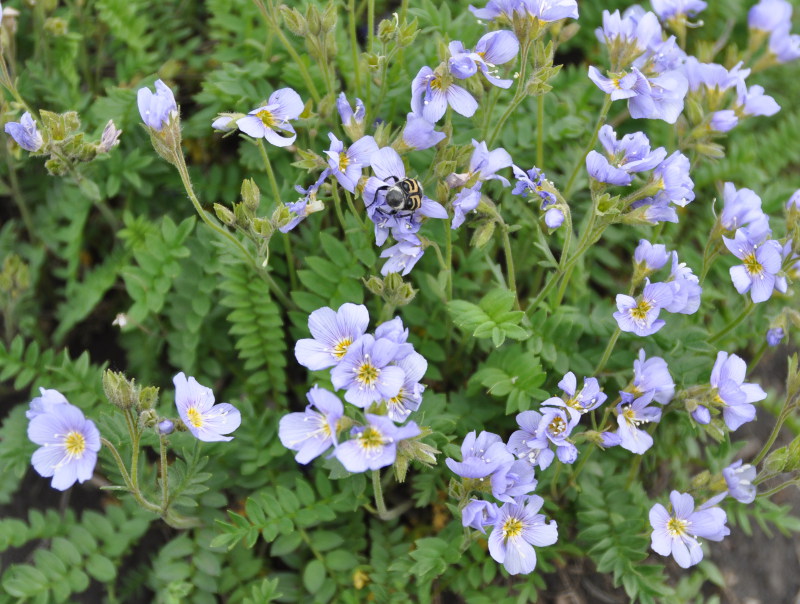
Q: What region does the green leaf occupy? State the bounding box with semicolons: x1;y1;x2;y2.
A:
302;559;326;594
86;554;117;582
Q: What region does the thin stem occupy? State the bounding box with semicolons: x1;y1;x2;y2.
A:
445;223;453;302
126;409;141;491
344;190;366;229
100;437;161;513
709;302;754;344
753;390;800;466
348;0;362;97
500;225;519;308
595;327;622;375
487;39;532;147
563;96;613;198
3;152;35;238
372;469;388;518
159;435;169;512
330;185;348;232
757;482;795;499
256;139;282;204
536;95;545;168
255;0;322;104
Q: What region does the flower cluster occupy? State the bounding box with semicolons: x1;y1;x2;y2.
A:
213;87;304;147
590;8;688;124
447;430;557;575
614;239;701;336
283;303;429;472
511;165;563;228
749;0;800;65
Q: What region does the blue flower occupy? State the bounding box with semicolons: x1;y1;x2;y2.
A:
26;388;68;419
519;0;578;22
451;185;482;230
5;112;44;152
614;280;674;336
448;30;520;89
544;208;564;229
650;150;695;208
490;460;538;503
614;391;661;454
631;349;675;404
330;335;406;407
384;352;427;422
736;84;780;118
336;92;365;129
766;327;785;347
557;372;606;414
723;229;782;303
709;110;738;132
587;125;667;186
722;460;757;504
173;372;241;442
748;0;792;32
158;419;175;435
279;386;343;464
710;352;766;431
768;24;800;64
511;165;556;206
719;182;768;236
236;88;304;147
295;303;369;371
334;414;420;472
628;70;688;124
27;393;101;491
380;234;424;277
324;133;378;193
664;251;702;314
446;430;514;479
634;239;669;273
487;496;558;575
402;113;446;150
650;491;729;568
682;58;749;94
137;80;178;131
651;0;707;21
410;66;478;123
596;10;663;69
462;499;499;534
588;65;650;101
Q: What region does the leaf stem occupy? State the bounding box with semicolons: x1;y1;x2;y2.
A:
709;302;754;344
563;95;612;198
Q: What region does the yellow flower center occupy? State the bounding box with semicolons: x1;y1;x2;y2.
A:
742;252;763;276
357;426;385;451
502;517;523;539
547;416;566;437
256;109;276;128
356;362;380;387
186;406;204;428
64;431;86;457
332;338;352;359
429;76;442;91
339;153;350;172
388;388;406;408
667;517;689;537
565;396;581;411
630;299;653;321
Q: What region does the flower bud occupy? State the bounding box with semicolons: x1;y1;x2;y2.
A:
214;203;236;226
158;419;175;435
102;370;138;410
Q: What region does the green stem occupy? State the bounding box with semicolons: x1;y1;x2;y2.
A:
500;225;519;309
487;39;532;147
753;390;800;466
570;445;596;486
256;139;282;203
330;185;348;232
563;96;613;198
126;409;141;491
595;327;621;375
256;0;321;104
757;481;795;499
100;437;161;514
371;469;388;518
348;0;362;98
709;302;755;344
3;152;35;239
344;190;366;229
159;435;169;512
536;95;545;168
445;223;453;302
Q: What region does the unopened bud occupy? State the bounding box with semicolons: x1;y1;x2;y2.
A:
158;419;175;435
214;203;236;226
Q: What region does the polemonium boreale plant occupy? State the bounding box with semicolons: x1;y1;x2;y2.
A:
8;0;800;601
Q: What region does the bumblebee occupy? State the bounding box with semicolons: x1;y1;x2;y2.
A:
375;176;423;214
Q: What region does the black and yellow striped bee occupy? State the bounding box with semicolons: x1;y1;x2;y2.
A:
376;176;423;215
